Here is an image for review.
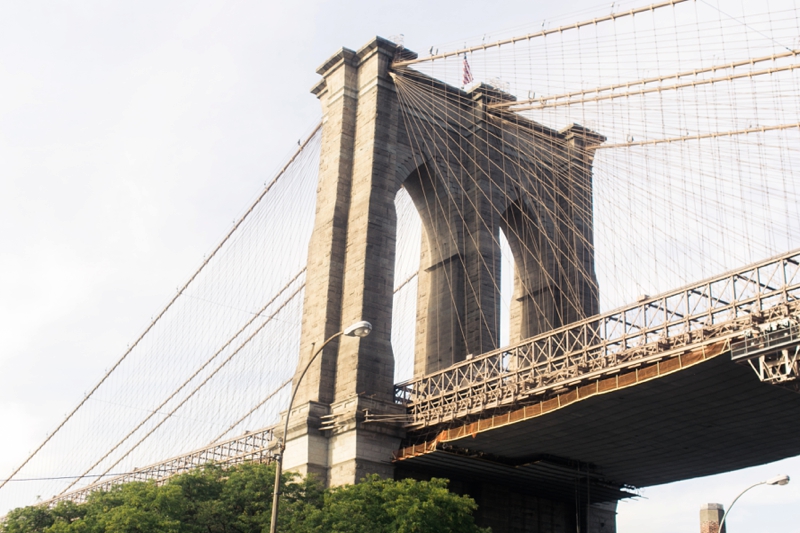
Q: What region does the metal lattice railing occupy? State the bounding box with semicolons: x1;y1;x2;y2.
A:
395;250;800;429
47;427;276;505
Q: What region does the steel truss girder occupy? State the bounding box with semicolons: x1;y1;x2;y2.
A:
46;427;276;506
395;250;800;429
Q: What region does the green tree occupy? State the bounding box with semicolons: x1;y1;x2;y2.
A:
2;504;57;533
299;475;489;533
1;466;486;533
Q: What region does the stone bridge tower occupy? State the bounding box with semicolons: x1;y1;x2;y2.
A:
281;36;603;503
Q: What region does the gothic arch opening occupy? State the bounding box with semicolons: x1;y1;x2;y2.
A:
498;227;514;348
392;186;421;384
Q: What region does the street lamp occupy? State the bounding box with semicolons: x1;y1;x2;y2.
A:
268;320;373;533
718;474;790;532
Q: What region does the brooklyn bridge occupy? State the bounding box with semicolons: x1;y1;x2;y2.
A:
2;1;800;531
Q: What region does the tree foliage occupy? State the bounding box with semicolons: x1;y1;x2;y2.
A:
1;465;487;533
302;475;488;533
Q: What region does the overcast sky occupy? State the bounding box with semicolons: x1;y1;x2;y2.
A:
1;0;799;531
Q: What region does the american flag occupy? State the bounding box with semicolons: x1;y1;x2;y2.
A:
462;54;473;85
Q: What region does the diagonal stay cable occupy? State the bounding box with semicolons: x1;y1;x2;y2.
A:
395;75;587;331
57;269;306;495
207;377;292;445
80;283;306;491
0;121;321;494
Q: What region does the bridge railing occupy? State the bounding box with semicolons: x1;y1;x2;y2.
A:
395;250;800;428
46;427;276;505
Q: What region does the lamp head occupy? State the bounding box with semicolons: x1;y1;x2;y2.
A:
343;320;372;338
766;474;790;486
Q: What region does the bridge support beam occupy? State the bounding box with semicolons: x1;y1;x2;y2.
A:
476;486;618;533
397;468;617;533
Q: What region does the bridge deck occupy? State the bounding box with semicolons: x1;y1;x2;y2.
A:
395;249;800;428
395;342;800;498
393;251;800;498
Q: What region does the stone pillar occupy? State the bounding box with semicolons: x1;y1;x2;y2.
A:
502;123;604;343
587;502;617;533
700;503;726;533
281;37;407;487
406;153;502;375
559;124;603;324
401;162;466;375
282;47;358;484
325;37;407;486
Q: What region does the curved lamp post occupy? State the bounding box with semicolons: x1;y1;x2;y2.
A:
718;474;790;532
269;320;373;533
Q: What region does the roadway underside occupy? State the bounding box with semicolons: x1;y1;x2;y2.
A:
394;352;800;502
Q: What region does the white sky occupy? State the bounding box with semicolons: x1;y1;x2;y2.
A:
1;0;799;531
